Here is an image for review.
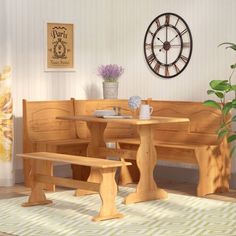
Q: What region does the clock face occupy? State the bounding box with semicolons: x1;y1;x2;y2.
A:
144;13;193;78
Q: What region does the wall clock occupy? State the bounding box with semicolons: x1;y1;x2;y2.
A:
144;13;193;78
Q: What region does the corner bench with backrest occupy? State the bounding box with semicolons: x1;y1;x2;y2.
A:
116;100;231;197
17;152;131;221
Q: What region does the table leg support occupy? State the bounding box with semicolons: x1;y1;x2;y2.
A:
124;125;167;204
75;122;107;197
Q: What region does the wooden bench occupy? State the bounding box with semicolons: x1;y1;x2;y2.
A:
17;152;131;221
23;99;90;191
117;100;231;197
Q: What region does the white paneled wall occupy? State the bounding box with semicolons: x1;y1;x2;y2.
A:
2;0;236;181
111;0;236;102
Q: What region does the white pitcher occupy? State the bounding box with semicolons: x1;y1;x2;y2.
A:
139;104;153;120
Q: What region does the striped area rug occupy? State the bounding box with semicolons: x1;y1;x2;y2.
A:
0;187;236;236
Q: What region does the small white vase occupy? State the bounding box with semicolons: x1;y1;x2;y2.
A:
103;81;118;99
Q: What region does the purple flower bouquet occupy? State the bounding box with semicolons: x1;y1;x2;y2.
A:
97;64;124;82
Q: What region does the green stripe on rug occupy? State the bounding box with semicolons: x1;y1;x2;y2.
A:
0;187;236;236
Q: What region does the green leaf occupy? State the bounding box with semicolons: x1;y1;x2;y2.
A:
218;42;236;51
227;134;236;143
206;90;224;98
232;99;236;106
232;100;236;108
203;100;221;110
231;63;236;69
231;115;236;122
207;90;216;95
218;129;228;138
222;102;233;115
215;92;224;98
209;80;230;91
230;85;236;91
219;122;227;129
230;145;236;157
218;121;231;130
218;42;235;47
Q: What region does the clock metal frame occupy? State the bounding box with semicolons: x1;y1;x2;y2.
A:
144;12;193;78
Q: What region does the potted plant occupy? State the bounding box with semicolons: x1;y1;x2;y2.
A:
97;64;124;99
204;42;236;155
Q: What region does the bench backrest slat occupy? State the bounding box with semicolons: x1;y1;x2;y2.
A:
74;99;138;139
150;100;223;144
17;152;131;168
23;99;77;142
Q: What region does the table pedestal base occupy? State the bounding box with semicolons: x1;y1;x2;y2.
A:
124;188;167;204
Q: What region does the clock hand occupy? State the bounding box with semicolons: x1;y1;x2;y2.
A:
169;34;179;43
166;26;168;42
157;37;164;44
166;50;168;64
169;29;187;43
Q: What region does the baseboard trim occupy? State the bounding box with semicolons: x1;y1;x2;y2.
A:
154;165;199;184
154;165;236;189
231;173;236;188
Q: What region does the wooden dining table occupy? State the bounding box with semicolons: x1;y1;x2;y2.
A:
57;115;189;204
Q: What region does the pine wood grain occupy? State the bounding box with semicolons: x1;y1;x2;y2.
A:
23;99;90;190
17;152;130;221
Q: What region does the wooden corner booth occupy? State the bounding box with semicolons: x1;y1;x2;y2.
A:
22;99;231;197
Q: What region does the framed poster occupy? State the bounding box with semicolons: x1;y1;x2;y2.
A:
45;22;74;71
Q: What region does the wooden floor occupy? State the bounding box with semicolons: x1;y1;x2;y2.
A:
0;181;236;202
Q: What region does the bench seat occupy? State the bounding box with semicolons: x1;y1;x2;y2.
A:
17;152;131;221
117;137;218;149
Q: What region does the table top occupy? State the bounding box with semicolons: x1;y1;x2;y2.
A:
57;115;189;125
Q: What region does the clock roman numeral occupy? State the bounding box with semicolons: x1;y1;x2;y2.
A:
155;19;160;28
175;18;180;27
165;15;170;25
165;66;170;77
180;55;188;63
180;28;188;36
174;64;180;73
145;43;152;49
149;30;154;36
183;42;190;48
147;54;155;64
154;62;161;73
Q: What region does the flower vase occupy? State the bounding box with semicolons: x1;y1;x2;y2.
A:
103;81;118;99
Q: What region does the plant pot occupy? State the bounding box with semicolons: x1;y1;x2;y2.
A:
103;81;118;99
